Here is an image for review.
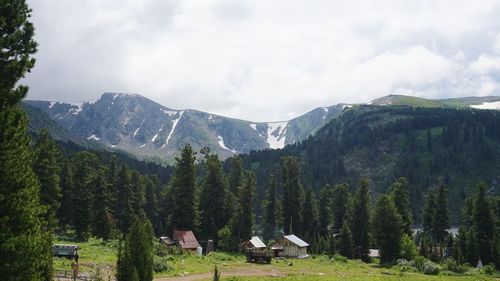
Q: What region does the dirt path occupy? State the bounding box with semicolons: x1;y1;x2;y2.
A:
154;267;285;281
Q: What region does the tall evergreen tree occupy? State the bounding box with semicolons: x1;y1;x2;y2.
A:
170;145;197;230
116;164;133;233
262;175;278;241
232;171;255;243
282;156;304;235
199;154;229;240
433;182;450;245
423;192;437;235
473;182;496;265
144;176;160;234
338;221;354;259
33;129;61;228
352;179;370;261
0;0;53;277
116;218;154;281
130;170;146;218
389;177;413;236
374;195;403;264
332;183;351;233
318;184;332;238
57;159;74;229
72;152;99;241
91;172;114;240
302;187;319;243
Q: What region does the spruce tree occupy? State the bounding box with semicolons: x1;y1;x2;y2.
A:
232;171;255;243
352;179;370;261
262;174;278;241
433;182;450;245
116;165;133;233
33;129;61;228
144;176;160;234
302;187;319;243
170;145;197;230
318;184;332;238
57;159;74;229
282;156;304;235
338;221;354;259
389;177;413;236
91;172;114;240
0;0;52;278
374;195;403;264
423;192;437;236
199;154;229;240
116;219;154;281
473;182;495;265
332;183;351;233
130;170;146;218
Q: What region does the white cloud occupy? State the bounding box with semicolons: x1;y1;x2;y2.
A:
23;0;500;121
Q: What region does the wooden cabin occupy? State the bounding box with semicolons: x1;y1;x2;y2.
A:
273;234;309;258
243;236;272;263
53;244;79;261
173;230;200;253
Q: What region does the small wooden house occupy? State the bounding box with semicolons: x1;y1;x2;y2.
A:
273;234;309;258
53;244;79;261
173;230;200;252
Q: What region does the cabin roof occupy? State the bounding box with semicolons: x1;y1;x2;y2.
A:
173;230;200;249
248;236;266;248
284;234;309;247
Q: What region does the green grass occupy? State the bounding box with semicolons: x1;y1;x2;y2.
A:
53;237;118;272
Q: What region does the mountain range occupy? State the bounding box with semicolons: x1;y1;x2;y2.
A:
24;93;500;162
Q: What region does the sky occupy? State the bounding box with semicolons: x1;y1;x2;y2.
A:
24;0;500;122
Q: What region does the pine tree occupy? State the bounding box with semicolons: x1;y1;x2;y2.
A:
232;171;255;243
262;175;278;241
170;145;197;230
116;165;133;233
130;170;146;218
0;0;52;278
57;159;74;229
282;156;303;235
91;172;114;240
423;192;436;236
433;182;450;245
318;184;332;238
144;176;160;234
332;183;351;233
374;195;403;264
389;177;413;236
473;182;496;265
33;129;61;228
302;187;319;243
199;154;229;240
107;156;119;216
116;219;154;281
72;152;99;241
338;221;354;259
352;179;370;261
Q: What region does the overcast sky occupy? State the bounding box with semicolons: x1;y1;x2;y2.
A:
24;0;500;122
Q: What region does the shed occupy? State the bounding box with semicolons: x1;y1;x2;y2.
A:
173;230;200;252
274;234;309;258
244;236;267;249
160;236;178;248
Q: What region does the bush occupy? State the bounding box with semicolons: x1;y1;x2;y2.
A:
395;259;417;272
422;261;440;275
331;254;348;263
412;256;427;271
153;256;170;273
206;252;236;261
400;234;418;261
481;264;496;275
441;258;466;274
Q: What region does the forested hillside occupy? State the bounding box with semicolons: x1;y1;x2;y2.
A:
240;105;500;224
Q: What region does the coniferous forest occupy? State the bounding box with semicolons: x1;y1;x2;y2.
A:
3;0;500;280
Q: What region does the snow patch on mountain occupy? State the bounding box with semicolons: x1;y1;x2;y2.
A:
323;107;329;113
471;101;500;110
69;103;83;115
266;121;288;149
217;135;237;153
162;109;177;117
151;133;158;142
165;111;184;146
49;101;57;109
87;134;100;141
250;123;257;131
133;127;141;138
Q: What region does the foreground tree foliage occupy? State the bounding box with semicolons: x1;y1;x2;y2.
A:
0;0;53;280
116;218;154;281
374;195;403;264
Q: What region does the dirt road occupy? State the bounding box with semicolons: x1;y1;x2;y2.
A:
154;267;285;281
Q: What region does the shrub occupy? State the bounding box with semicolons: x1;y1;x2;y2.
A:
153;256;170;273
207;252;236;261
441;258;466;274
481;264;496;275
331;254;348;263
395;259;417;272
422;261;440;275
412;256;427;271
400;234;418;261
